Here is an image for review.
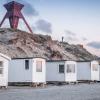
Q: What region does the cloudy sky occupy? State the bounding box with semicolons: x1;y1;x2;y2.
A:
0;0;100;56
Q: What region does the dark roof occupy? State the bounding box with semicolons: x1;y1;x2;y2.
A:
47;60;92;62
12;57;46;60
47;60;66;62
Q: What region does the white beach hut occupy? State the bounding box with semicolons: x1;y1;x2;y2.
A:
9;57;46;86
46;60;77;83
77;60;99;82
0;53;11;88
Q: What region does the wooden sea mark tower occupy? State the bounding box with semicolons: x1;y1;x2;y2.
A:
0;1;33;33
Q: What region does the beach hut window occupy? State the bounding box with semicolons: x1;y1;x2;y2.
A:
59;64;64;73
36;61;42;72
67;64;75;73
92;64;98;71
25;60;29;70
0;61;3;74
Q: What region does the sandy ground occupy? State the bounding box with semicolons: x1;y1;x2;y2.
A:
0;83;100;100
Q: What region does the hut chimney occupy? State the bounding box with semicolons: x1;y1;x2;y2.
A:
77;44;83;48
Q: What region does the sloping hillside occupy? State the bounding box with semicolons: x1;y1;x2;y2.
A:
0;28;96;61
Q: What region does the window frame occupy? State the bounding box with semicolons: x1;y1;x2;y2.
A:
66;64;75;73
92;64;98;71
25;60;29;70
36;61;42;72
59;64;64;73
0;61;3;75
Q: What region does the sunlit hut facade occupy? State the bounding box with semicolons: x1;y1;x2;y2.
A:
8;57;46;86
46;60;77;83
0;53;11;88
91;61;99;81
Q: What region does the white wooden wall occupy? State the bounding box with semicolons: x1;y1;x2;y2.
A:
77;62;91;81
46;61;65;82
9;59;33;82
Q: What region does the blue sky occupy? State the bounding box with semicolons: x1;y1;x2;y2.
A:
0;0;100;56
